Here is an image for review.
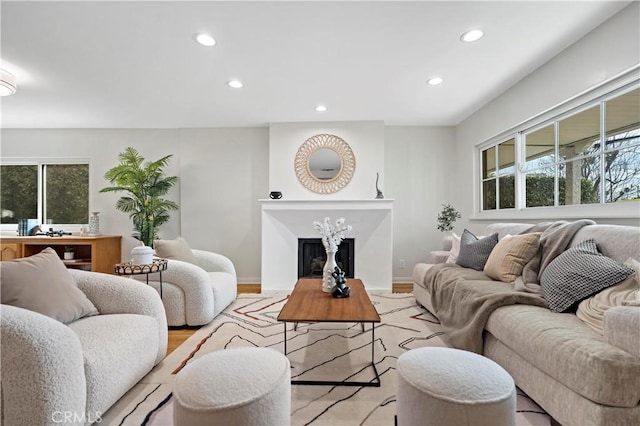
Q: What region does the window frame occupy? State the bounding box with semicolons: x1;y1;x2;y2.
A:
0;157;92;232
480;137;517;211
475;70;640;220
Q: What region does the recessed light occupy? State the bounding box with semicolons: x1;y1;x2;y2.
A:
227;80;243;88
196;33;216;47
460;29;484;43
427;77;443;86
315;105;327;112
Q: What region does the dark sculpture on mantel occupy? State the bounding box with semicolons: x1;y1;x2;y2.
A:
375;172;384;199
331;266;351;298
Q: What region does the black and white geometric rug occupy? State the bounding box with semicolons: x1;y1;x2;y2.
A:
101;293;551;425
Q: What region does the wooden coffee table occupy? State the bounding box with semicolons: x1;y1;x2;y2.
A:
277;278;381;387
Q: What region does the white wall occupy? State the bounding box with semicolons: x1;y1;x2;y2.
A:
2;124;454;283
0;127;269;282
0;128;182;245
385;126;456;280
269;121;385;199
178;127;269;282
266;121;456;281
455;2;640;228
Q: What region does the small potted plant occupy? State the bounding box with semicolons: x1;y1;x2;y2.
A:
64;246;75;260
436;204;461;253
436;204;461;232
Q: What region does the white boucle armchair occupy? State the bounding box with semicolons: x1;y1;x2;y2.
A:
0;270;167;426
141;249;238;326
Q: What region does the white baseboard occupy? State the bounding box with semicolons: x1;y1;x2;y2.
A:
237;277;261;284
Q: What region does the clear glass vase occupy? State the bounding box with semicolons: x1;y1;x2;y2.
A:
322;250;337;293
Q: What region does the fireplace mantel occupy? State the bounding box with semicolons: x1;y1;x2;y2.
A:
259;199;394;210
260;199;393;292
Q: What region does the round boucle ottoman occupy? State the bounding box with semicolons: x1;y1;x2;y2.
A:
173;347;291;426
396;347;516;426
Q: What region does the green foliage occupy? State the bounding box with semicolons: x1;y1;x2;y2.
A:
436;204;461;232
1;164;89;225
484;175;599;209
0;165;37;223
100;147;178;247
46;164;89;223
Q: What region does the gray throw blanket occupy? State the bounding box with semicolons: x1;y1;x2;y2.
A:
423;263;547;353
424;219;595;353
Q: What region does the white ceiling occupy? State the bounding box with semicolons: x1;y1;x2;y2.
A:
0;1;631;129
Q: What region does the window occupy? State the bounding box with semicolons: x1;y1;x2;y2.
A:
558;105;601;206
481;138;515;210
523;105;601;208
0;161;89;227
603;88;640;202
524;124;555;207
478;83;640;213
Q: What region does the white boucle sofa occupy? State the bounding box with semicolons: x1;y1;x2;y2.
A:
413;222;640;426
140;249;237;326
1;269;167;426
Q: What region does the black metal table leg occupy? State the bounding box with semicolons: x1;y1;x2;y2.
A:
287;321;380;387
284;322;287;355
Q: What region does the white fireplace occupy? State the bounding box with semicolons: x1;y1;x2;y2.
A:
260;199;393;292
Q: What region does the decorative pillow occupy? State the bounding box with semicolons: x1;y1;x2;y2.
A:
576;258;640;334
447;232;491;264
484;233;541;283
0;247;98;323
153;236;197;264
540;239;635;313
446;232;460;264
456;229;499;271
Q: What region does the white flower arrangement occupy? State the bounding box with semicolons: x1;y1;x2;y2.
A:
313;217;352;253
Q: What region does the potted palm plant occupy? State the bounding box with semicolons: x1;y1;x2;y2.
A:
100;147;178;247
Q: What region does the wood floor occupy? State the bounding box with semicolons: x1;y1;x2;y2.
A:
166;283;413;356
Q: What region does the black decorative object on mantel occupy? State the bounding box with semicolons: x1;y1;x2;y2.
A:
375;172;384;199
269;191;283;199
331;266;351;298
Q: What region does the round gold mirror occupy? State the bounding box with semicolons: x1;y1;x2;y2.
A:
294;134;355;194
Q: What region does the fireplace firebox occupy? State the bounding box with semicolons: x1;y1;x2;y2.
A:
298;238;354;279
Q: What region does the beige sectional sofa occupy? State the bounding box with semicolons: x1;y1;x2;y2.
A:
412;222;640;426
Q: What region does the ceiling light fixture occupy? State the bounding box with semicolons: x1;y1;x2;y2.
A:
0;69;17;96
196;33;216;47
315;105;327;112
227;80;243;88
460;29;484;43
427;77;443;86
